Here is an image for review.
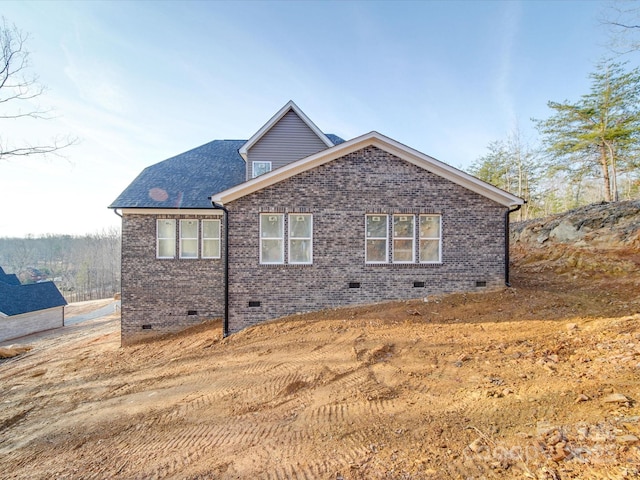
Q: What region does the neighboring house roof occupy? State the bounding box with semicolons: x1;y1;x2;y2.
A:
109;140;247;209
212;131;525;208
109;133;345;210
238;100;334;160
0;280;67;316
0;267;21;286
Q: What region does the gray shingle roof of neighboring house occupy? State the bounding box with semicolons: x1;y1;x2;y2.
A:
109;134;345;209
0;279;67;317
0;267;21;286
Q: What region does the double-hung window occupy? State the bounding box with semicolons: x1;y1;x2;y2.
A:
202;219;221;259
365;213;442;264
365;214;388;263
157;219;176;259
180;220;199;258
289;214;312;264
260;214;284;264
419;215;441;263
259;213;313;264
393;215;415;263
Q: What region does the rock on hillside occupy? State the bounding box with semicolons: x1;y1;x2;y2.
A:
511;200;640;280
512;200;640;249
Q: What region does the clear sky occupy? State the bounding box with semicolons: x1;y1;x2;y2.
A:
0;0;636;237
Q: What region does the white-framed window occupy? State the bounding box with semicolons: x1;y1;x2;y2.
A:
202;219;221;259
260;214;284;264
365;214;388;263
419;214;442;263
157;219;176;259
252;161;272;178
289;214;312;264
393;215;415;263
180;219;199;259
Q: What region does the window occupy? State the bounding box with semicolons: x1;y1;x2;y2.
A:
289;214;312;264
365;213;442;264
180;220;198;258
252;161;272;178
202;219;221;258
157;219;176;259
419;215;441;263
365;215;388;263
260;214;284;264
393;215;415;263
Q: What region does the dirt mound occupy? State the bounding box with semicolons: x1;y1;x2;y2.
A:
1;202;639;479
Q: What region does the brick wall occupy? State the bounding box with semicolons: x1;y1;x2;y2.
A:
120;213;224;345
226;146;507;333
0;307;64;342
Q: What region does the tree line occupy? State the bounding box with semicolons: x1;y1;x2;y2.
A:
468;0;640;221
468;59;640;221
0;228;121;303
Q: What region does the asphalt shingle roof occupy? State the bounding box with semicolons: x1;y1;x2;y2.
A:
0;271;67;317
109;140;246;209
109;134;345;209
0;267;21;286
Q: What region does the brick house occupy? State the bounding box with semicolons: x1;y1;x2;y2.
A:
110;101;524;345
0;267;67;342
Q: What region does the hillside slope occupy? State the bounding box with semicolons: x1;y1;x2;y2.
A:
1;202;639;480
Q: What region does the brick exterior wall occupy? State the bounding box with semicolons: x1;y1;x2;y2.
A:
226;146;507;333
120;213;224;345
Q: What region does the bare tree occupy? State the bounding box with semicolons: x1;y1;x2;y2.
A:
602;0;640;54
0;17;75;160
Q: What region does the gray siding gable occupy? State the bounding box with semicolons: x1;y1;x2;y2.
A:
246;110;333;179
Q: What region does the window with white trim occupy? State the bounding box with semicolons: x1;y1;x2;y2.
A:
202;219;221;259
180;219;199;258
419;214;441;263
365;214;388;263
289;214;312;264
260;214;284;264
252;161;272;178
157;219;176;259
393;215;415;263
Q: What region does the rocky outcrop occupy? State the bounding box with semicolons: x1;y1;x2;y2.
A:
511;200;640;249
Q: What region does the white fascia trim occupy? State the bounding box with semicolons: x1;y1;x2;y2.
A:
213;131;525;208
238;100;334;160
121;208;223;216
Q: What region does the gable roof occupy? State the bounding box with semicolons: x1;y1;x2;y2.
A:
212;131;525;208
109;140;246;209
0;280;67;316
238;101;334;160
0;267;21;286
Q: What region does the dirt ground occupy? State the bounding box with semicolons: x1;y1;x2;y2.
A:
1;222;640;479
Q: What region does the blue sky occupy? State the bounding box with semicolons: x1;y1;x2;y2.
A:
0;0;636;237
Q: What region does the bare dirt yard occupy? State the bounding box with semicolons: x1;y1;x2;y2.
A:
1;201;639;479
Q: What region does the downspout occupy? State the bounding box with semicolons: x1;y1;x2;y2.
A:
504;204;522;287
210;199;229;338
113;208;123;218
